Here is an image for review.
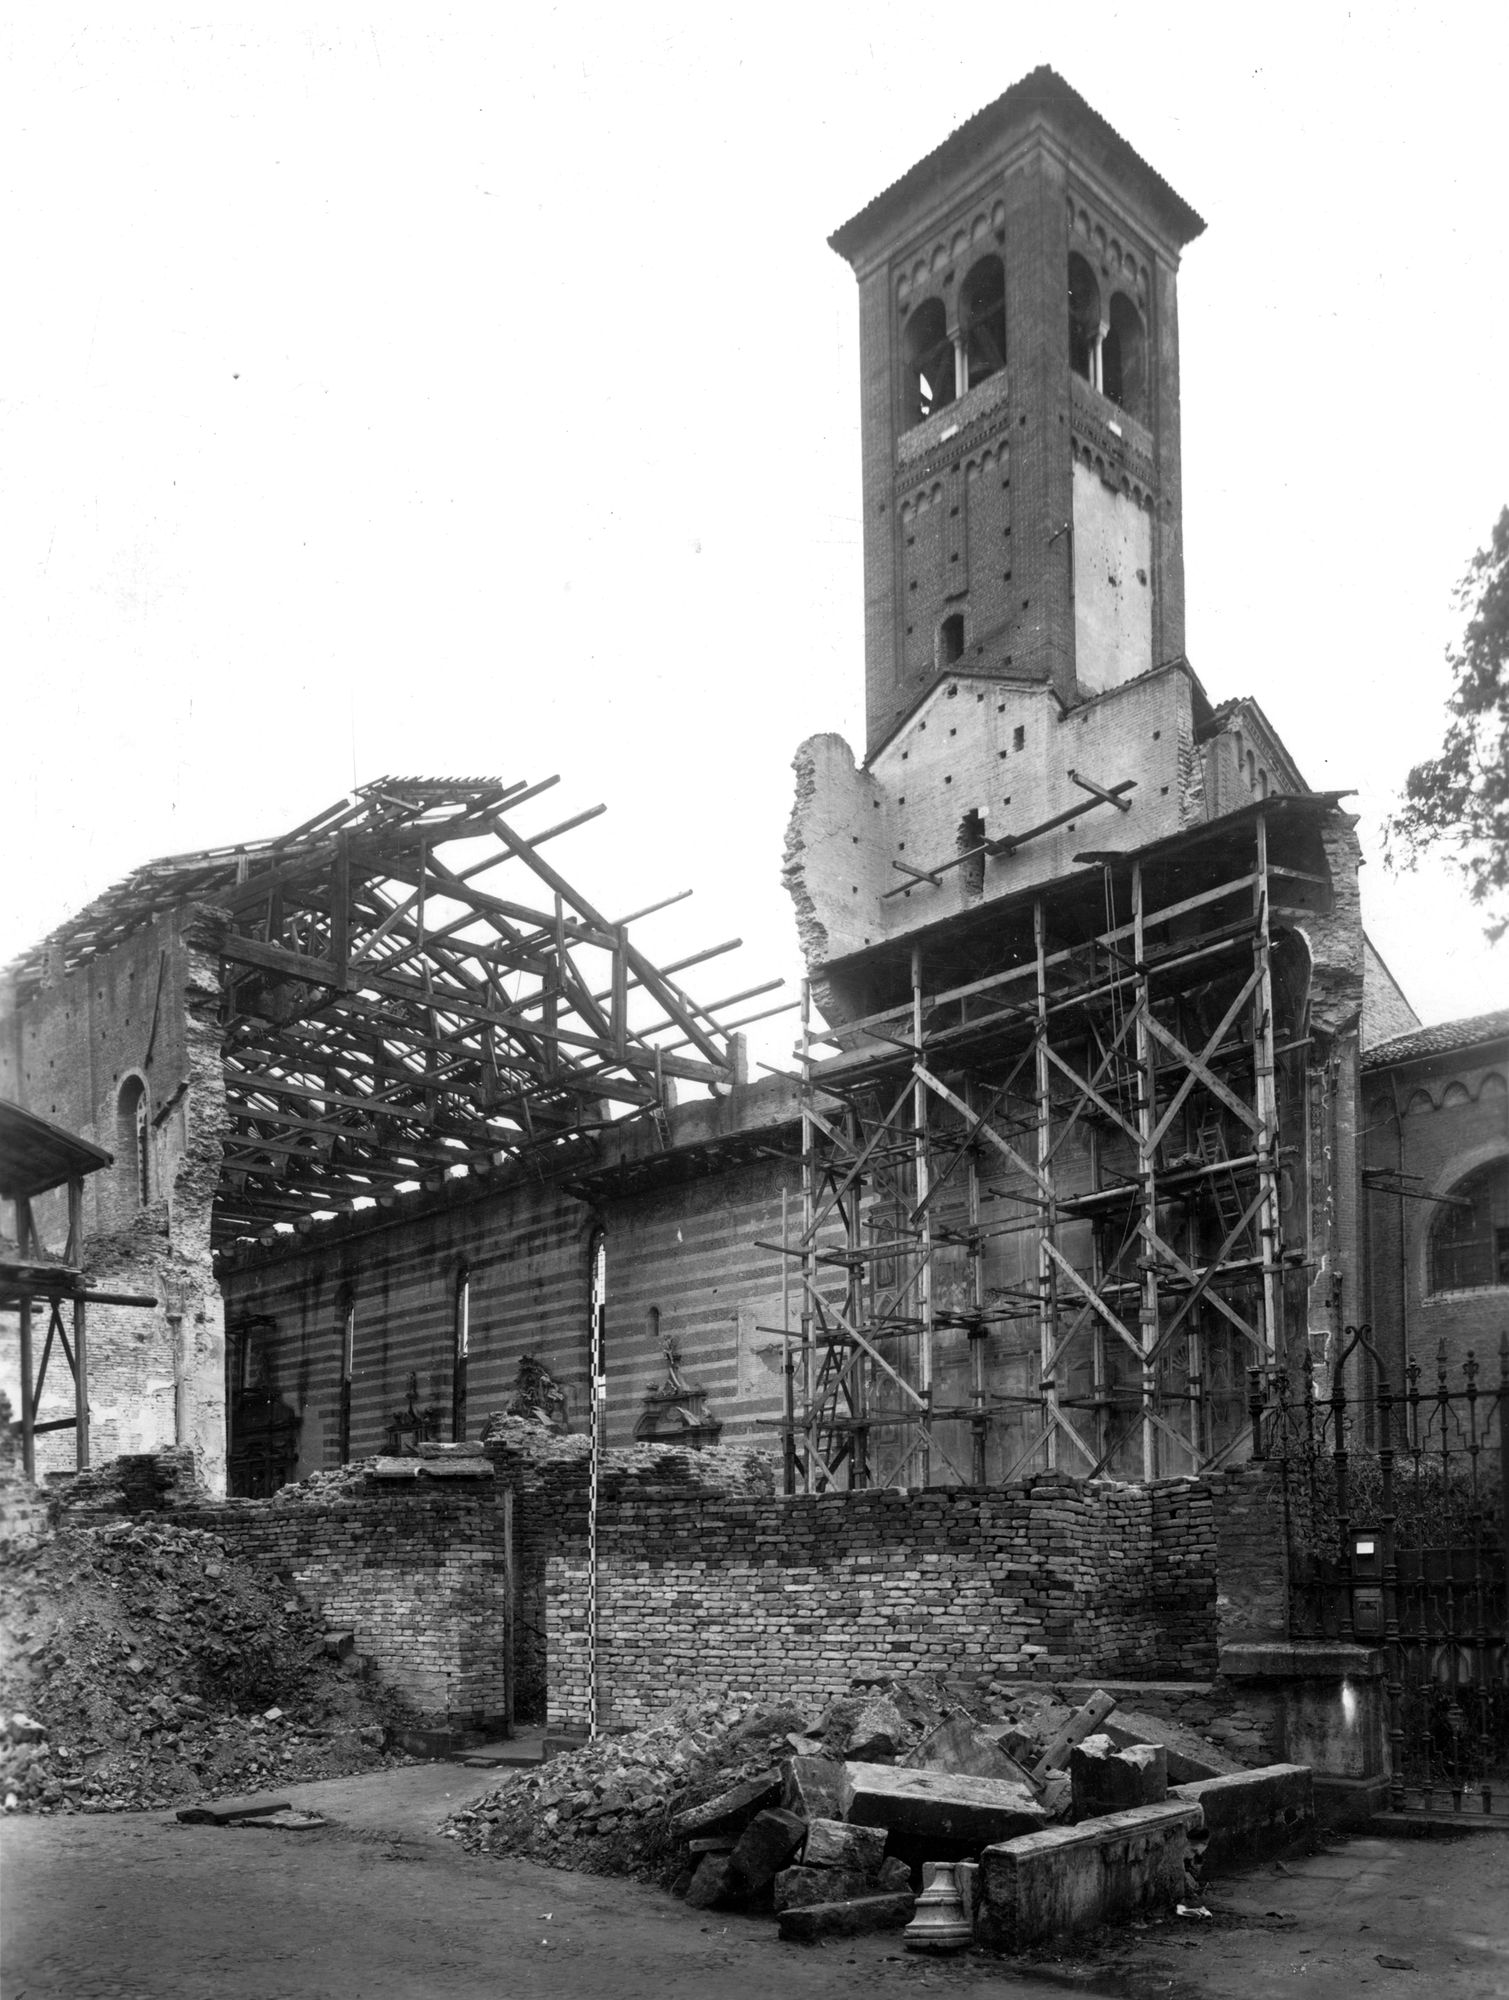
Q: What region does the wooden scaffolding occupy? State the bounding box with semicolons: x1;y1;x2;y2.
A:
770;800;1336;1490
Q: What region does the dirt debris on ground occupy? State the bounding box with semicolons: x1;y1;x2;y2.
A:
0;1517;424;1817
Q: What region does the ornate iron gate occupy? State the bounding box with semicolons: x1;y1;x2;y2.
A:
1252;1326;1509;1817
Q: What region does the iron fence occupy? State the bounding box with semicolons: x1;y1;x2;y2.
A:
1250;1325;1509;1817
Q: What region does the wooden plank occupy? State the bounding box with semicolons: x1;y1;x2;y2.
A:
1028;1689;1118;1782
223;1070;437;1125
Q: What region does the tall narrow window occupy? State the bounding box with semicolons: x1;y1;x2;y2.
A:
338;1291;355;1463
116;1076;150;1211
453;1265;470;1441
939;612;965;669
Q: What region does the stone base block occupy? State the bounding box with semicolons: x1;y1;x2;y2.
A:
976;1800;1202;1951
778;1892;916;1943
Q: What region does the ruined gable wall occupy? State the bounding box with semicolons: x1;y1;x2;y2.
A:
0;916;228;1490
785;669;1198;1003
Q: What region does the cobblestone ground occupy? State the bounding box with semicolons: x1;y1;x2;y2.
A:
3;1765;1506;2000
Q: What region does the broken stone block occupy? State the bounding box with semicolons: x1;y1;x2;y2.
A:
877;1856;914;1896
1070;1735;1167;1819
1104;1715;1232;1786
844;1696;907;1762
683;1853;734;1909
671;1768;782;1841
727;1807;807;1897
774;1865;873;1911
778;1891;917;1943
802;1816;886;1873
841;1762;1050;1855
904;1711;1033;1784
781;1754;845;1822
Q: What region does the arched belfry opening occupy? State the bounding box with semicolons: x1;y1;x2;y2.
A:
1102;292;1146;418
960;254;1006;390
902;297;956;426
1068;252;1101;389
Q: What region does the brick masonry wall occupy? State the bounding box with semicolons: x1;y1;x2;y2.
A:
545;1470;1223;1733
481;1419;776;1723
47;1440;1294;1736
1206;1461;1290;1647
0;913;229;1488
59;1452;509;1726
1362;1047;1508;1383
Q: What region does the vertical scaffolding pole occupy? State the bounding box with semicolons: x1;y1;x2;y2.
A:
1132;860;1158;1482
845;1110;869;1486
1253;814;1283;1364
967;1081;988;1485
1034;896;1058;1470
911;944;933;1488
780;1185;795;1496
799;979;819;1484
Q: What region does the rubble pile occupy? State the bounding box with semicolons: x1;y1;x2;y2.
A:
446;1672;1083;1882
447;1673;1265;1948
0;1518;421;1815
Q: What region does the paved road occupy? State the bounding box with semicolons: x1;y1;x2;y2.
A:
3;1765;1506;1999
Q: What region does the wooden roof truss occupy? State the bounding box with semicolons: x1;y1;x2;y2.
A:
199;778;768;1247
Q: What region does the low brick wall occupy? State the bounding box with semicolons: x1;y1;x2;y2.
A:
545;1471;1226;1732
479;1417;774;1721
37;1442;1289;1735
172;1486;510;1726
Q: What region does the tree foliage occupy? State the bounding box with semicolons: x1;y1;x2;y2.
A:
1386;506;1509;942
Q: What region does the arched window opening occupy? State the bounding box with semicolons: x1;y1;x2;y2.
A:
1068;253;1101;389
116;1076;150;1211
1102;292;1146;417
1429;1162;1509;1294
338;1289;355;1463
589;1230;607;1386
902;298;956;427
453;1265;470;1441
960;255;1006;391
939;612;965;669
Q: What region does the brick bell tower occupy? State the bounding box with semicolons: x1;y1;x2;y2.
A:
829;69;1205;756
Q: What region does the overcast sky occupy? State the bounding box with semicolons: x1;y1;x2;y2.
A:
3;5;1505;1070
